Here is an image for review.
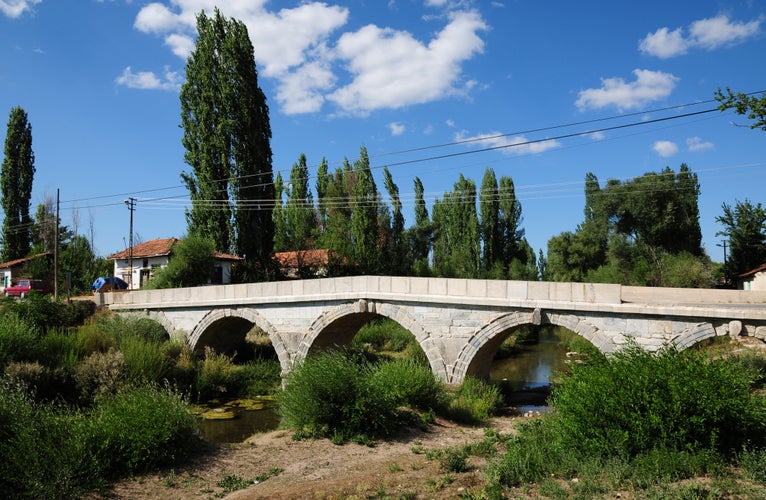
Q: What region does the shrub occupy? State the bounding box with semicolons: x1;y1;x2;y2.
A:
92;385;201;474
369;358;445;411
278;351;399;441
550;343;766;458
238;358;282;396
442;377;503;424
196;347;243;401
4;361;71;401
0;381;104;498
36;329;86;370
74;348;127;403
353;318;416;353
0;312;40;369
119;335;172;385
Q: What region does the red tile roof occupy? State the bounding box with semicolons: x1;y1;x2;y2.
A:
107;238;178;260
274;249;331;268
0;252;53;270
107;237;243;262
739;262;766;278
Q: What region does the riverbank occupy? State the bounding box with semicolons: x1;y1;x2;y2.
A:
97;413;521;499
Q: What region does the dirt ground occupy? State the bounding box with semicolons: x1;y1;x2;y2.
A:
101;414;524;499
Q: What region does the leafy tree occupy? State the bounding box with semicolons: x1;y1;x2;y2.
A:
144;235;216;289
382;167;406;275
716;199;766;280
318;162;354;275
284;154;315;251
350;147;380;274
432;174;480;278
407;176;432;276
1;106;35;262
180;8;274;277
716;88;766;131
59;235;98;294
272;171;288;252
480;168;500;272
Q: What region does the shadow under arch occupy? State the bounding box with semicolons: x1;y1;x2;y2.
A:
297;299;447;381
188;308;292;376
451;310;608;384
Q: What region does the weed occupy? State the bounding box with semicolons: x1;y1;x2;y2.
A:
217;473;251;492
440;447;470;473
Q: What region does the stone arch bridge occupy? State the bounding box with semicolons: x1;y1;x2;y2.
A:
95;276;766;384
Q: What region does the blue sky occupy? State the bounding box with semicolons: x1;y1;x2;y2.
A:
1;0;765;265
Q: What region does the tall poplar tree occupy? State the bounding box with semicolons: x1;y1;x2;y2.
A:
350;147;380;273
180;8;274;277
383;167;406;275
1;106;35;262
480;168;500;273
284;154;315;250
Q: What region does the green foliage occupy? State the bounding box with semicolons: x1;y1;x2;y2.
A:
1;106;35;263
442;377;503;424
278;351;401;441
0;381;104;498
0;311;39;369
550;343;766;457
181;8;274;268
368;358;445;411
716;199;766;280
716;87;766;131
119;335;172;386
92;385;201;474
195;347;244;400
74;348;127;403
353;318;416;353
145;235;216;289
432;174;481;278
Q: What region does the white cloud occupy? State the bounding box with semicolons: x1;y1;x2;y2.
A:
638;27;688;58
388;122;405;136
686;136;714;152
640;15;762;58
652;140;678;157
576;69;679;111
129;2;488;115
328;10;487;114
590;131;605;141
0;0;41;18
456;131;561;156
115;66;182;91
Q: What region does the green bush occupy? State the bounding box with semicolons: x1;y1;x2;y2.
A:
36;329;86;370
442;377;503;424
74;348;127;403
0;312;40;369
368;358;444;411
278;351;399;441
119;335;172;385
238;358;282;396
550;343;766;458
353;319;416;353
0;381;104;498
195;347;243;401
92;385;201;474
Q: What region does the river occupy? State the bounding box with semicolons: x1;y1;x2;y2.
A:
199;325;574;442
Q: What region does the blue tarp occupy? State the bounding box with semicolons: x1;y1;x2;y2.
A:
90;276;128;292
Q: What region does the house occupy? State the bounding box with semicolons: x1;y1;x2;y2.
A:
274;249;334;279
0;252;53;290
106;238;243;290
737;263;766;291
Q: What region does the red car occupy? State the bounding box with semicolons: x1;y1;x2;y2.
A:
3;279;50;298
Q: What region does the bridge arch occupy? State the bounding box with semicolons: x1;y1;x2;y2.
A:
298;300;447;381
451;310;611;383
189;308;292;375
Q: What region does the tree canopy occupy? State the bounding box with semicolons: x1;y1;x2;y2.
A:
1;106;35;263
180;8;274;278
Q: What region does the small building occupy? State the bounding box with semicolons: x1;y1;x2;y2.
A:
274;249;333;279
0;252;53;290
106;238;243;290
737;263;766;291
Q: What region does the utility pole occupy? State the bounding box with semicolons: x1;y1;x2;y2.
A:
125;197;135;290
54;188;59;300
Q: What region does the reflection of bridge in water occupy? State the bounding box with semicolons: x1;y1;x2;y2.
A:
96;276;766;384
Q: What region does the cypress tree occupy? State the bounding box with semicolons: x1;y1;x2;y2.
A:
1;106;35;262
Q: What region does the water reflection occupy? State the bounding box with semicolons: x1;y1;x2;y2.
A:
195;398;280;443
491;326;574;412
